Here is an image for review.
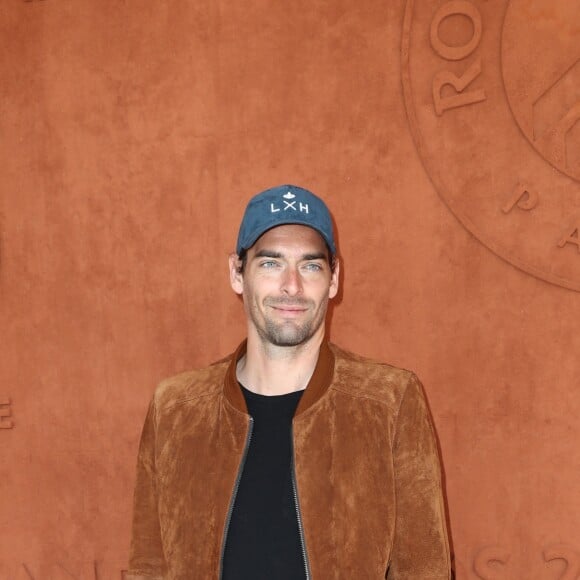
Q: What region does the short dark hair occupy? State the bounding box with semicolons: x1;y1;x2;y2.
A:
236;250;248;274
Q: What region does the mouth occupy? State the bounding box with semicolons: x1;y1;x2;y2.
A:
269;303;309;317
272;306;307;314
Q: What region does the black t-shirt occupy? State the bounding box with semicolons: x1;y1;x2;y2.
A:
221;384;306;580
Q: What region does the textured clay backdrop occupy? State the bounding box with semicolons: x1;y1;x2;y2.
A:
0;0;579;578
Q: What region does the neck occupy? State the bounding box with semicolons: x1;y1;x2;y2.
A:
237;328;324;396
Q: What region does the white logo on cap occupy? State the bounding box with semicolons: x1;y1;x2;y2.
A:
270;191;309;214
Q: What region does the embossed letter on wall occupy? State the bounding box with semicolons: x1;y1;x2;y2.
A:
455;543;580;578
402;0;580;291
0;398;14;430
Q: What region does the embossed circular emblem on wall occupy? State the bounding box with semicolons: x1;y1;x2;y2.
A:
402;0;580;291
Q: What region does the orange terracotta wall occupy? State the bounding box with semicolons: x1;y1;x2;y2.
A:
1;0;579;578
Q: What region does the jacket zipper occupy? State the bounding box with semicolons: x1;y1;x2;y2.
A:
219;416;254;579
291;425;312;580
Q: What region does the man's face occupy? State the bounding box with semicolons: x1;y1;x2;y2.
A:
229;224;339;348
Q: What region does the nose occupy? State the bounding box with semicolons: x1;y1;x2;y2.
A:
281;266;303;296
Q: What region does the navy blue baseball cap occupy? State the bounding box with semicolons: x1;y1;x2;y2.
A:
236;184;336;256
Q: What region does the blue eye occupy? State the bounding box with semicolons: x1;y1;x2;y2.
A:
260;260;278;268
304;262;323;272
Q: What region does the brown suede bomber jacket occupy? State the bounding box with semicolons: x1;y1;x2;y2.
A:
127;342;451;579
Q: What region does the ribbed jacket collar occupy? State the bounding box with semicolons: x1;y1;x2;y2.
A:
223;340;335;417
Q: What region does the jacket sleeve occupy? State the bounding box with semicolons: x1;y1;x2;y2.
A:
388;373;451;579
126;397;167;580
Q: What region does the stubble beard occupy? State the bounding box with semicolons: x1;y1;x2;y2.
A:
254;297;328;348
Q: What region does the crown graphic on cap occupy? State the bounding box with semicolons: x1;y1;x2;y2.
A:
236;184;336;256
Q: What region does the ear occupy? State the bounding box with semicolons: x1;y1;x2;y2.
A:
229;253;244;295
328;257;340;299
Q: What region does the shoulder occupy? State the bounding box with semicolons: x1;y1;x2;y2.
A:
151;354;233;412
329;343;419;405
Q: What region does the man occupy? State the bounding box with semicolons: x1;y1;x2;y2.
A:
127;185;451;579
